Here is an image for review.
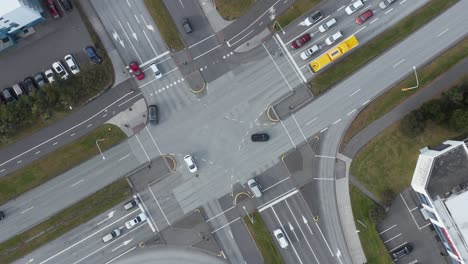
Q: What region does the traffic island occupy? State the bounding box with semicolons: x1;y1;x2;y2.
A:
106;98;148;137
270;85;314;120
185;70;207;95
266;106;280;122
163;155;177;173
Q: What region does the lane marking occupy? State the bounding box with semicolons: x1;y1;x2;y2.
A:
35;151;41;155
436;28;449;37
206;206;236;222
143;30;158;56
211;217;240;233
369;17;379;25
305;117;317;126
262;42;293;91
315;222;334;256
193;44;223;61
362;99;370;106
70;133;75;137
347;109;357;116
118;154;130;162
274;34;307;83
315;155;335;159
21;206;34;214
313;177;335;181
52;142;58;146
117;20;142;62
148;186;171;226
258;188;298;212
263;177;290;192
280;120;296;148
87;124;93;128
271;207;303;264
337;5;345;11
139;51;170;68
379;224;397;234
188;34;215;49
229;29;255;47
393;59;406;68
136;192;158;232
352;26;366;36
350;89;361;97
134;14;140;24
145;127;163;156
332;118;341;125
135;135;151;162
291;114;308;142
286;15;330;46
384;233;402;244
17;160;22;164
385;8;394;14
0;169;5;173
117;92;142;107
399;0;406;4
71;179;84;187
320;127;328;133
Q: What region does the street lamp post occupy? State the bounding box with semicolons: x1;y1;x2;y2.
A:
402;66;419;92
96;139;106;160
273;21;285;35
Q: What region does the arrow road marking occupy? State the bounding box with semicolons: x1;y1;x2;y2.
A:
288;222;300;242
302;215;314;235
112;239;133;252
97;211;116;225
127;22;138;41
140;15;154;32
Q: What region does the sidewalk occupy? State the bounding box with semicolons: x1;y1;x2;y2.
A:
197;0;233;33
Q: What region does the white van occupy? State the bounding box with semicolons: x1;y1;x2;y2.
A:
150;63;163;79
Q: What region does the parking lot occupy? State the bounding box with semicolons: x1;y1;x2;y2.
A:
377;188;448;263
0;1;93;90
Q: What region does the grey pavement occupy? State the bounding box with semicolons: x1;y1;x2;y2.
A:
107;98;148;137
198;0;233;33
342;56;468;159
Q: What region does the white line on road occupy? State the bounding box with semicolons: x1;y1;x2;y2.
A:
385;8;394;14
362;99;370;106
230;29;255;47
134;14;140;24
336;5;345;11
320;127;328;133
293;35;325;58
347;109;357;116
388;242;408;253
0;169;5;173
139;51;170;68
258;188;298;212
118;20;142;62
135;135;151;162
17;160;22;164
70;179;84;187
332;118;342;125
286;15;330;46
399;0;407;4
35;151;41;155
436;28;449;37
291;114;308;142
21;206;34;214
70;133;75;137
369;17;379;25
393;59;406;68
379;224;397;234
117;92;142;107
228;230;234;239
136;192;158;232
263;177;290;192
111;239;133;252
271;207;303;264
352;26;366;36
188;34;215;49
52;142;58;146
206;206;236;222
87;123;93;128
148;186;171;226
178;0;184;8
314;155;335;159
280;120;297;148
274;34;307;83
105;246;135;264
126;0;131;7
313;178;335;181
145;126;163;156
119;154;130;161
143;30;158;56
305;117;318;126
384;233;402;244
211;217;240;233
262;42;293;91
193;44;223;61
315;222;334;256
349;89;361;97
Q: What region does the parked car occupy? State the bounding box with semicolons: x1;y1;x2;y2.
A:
52;61;70;80
325;31;343;46
12;83;25;97
85;46;102;64
34;72;47;88
125;213;147;229
184;155;197;173
150;63;163;79
23;77;38;93
102;228;121;243
45;69;55;83
303;11;322;26
247;178;262;198
1;88;16;104
148;105;159;125
356;9;374;25
129;61;145;80
123;198;139;211
57;0;73;11
45;0;60;19
64;54;80;74
0;211;5;220
300;44;320;60
291;34;312;49
345;0;365;15
379;0;396;9
391;243;413;261
251;133;270;142
318;18;337;33
273;229;289;248
182;18;193;34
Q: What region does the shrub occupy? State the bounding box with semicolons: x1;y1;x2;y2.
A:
400;110;426;137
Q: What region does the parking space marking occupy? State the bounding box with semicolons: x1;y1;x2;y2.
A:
264;177;291;192
388;241;408;253
271;207;303;264
400;193;431;230
379;224;397;234
384;233;402;244
211;217;240;233
206;206;236;222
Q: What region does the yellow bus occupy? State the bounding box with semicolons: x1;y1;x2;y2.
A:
309;35;359;73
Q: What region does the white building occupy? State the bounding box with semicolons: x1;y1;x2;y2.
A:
0;0;44;51
411;140;468;263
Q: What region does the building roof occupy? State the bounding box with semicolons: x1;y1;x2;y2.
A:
445;191;468;251
0;0;21;17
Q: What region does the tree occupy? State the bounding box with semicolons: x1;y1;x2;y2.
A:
400;110;425;137
420;99;445;122
450;109;468;131
444;85;464;105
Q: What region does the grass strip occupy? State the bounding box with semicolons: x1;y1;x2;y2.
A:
244;212;284;264
144;0;184;51
0;124;126;204
214;0;256;21
350;186;392;264
0;178;132;264
341;37;468;148
275;0;321;29
310;0;458;95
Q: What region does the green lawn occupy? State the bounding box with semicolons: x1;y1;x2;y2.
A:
144;0;184;51
244;212;284;264
215;0;256;21
0;124;126;204
341;37;468;149
274;0;321;29
0;178;132;264
310;0;459;95
350;186;393;264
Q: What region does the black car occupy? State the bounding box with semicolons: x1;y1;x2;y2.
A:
23;77;38;93
85;46;102;64
34;72;47;88
182;18;193;34
391;243;413;261
148;105;159;125
58;0;73;11
1;88;16;104
251;133;270;142
0;211;5;220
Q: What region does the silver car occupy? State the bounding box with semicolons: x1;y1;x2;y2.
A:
379;0;396;9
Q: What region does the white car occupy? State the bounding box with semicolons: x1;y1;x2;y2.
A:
64;54;80;75
273;229;289;249
300;44;320;60
184;155;198;173
247;178;262;198
125;213;147;229
303;11;322;26
52;61;70;80
345;0;364;15
379;0;395;9
44;69;55;83
318;18;337;33
150;63;163;79
325;31;343;46
102;228;121;243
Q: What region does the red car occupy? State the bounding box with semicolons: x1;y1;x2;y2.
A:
291;34;312;49
45;0;60;19
129;62;145;80
356;9;374;25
